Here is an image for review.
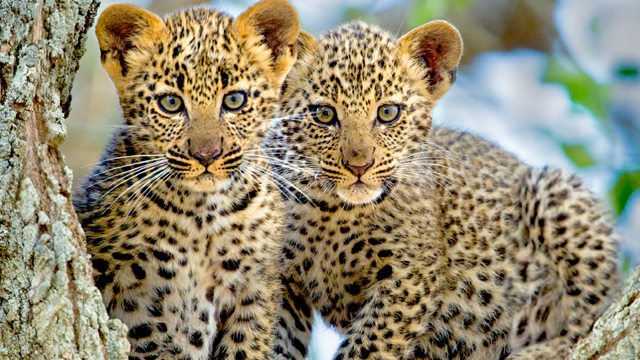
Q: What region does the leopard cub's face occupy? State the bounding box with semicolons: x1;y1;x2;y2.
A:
97;1;299;191
279;21;461;204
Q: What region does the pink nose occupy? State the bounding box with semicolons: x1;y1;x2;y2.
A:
190;147;221;167
342;159;374;176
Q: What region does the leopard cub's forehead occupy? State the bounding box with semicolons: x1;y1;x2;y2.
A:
320;22;396;60
162;8;234;58
135;8;258;104
309;22;410;101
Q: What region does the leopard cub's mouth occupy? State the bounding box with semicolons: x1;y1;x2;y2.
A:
179;169;233;192
195;172;216;180
336;181;384;205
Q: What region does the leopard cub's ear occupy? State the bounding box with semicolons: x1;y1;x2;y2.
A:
95;4;167;93
398;21;463;101
295;30;319;61
233;0;301;83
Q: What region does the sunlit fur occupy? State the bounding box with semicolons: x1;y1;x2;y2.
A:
267;21;620;360
73;1;299;359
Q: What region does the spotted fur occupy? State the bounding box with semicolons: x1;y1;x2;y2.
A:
267;21;620;360
73;2;299;359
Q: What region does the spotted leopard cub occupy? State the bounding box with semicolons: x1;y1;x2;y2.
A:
268;21;620;360
73;1;299;359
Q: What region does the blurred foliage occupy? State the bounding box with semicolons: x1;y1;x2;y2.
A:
409;0;473;26
622;253;634;280
148;0;210;14
617;66;639;79
538;24;639;223
561;144;596;168
611;171;640;216
544;56;611;121
405;0;557;64
343;7;378;25
542;52;640;221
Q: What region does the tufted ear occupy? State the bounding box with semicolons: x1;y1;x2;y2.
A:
233;0;300;82
398;21;462;101
95;4;167;93
295;30;319;61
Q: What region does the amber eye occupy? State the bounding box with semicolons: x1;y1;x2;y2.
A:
311;105;337;126
222;91;247;111
158;94;184;114
377;104;401;124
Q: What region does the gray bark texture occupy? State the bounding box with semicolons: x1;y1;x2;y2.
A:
568;267;640;360
0;0;129;359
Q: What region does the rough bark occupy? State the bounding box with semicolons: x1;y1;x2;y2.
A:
0;0;129;359
568;267;640;360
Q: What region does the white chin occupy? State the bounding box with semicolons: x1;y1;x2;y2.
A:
336;183;384;205
181;174;232;192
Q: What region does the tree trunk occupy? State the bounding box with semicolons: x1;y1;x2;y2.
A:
568;267;640;360
0;0;129;358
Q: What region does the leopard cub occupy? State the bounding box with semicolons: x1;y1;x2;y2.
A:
269;21;619;360
74;1;299;359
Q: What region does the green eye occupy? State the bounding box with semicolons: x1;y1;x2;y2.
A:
222;91;247;111
158;94;184;114
311;105;337;126
377;104;401;124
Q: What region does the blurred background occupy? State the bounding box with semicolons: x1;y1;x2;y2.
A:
61;0;640;356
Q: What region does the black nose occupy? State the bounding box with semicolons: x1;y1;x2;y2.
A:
342;159;374;177
190;148;222;167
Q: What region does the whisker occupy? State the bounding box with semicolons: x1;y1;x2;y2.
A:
84;154;164;167
400;170;455;188
244;155;316;175
246;161;315;205
93;164;161;192
246;150;318;163
398;153;465;166
271;114;310;122
89;158;167;178
397;141;466;159
399;161;463;176
92;160;167;187
296;58;321;74
243;162;303;203
102;165;168;211
104;167;169;215
125;167;172;218
395;166;454;195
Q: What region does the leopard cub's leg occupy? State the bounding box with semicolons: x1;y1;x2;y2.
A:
272;279;314;360
210;265;281;360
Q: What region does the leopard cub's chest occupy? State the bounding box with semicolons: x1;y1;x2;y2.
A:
88;182;280;302
285;202;412;326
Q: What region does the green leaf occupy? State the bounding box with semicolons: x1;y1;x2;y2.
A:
343;7;378;24
451;0;475;7
617;64;639;79
561;144;596;168
590;18;601;36
611;170;640;216
622;253;634;280
408;0;475;29
544;56;611;120
408;0;447;28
